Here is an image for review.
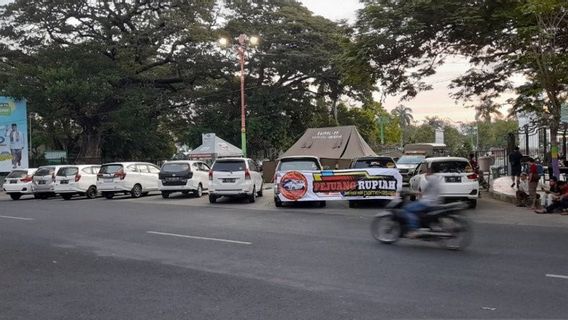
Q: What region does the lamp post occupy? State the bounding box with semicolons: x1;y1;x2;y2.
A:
219;34;259;157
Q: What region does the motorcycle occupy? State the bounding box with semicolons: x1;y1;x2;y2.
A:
370;193;472;250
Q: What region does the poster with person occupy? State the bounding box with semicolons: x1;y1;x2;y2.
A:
0;97;28;172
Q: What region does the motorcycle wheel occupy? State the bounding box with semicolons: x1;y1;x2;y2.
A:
370;216;401;244
438;216;472;250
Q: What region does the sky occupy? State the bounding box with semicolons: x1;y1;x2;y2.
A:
299;0;510;124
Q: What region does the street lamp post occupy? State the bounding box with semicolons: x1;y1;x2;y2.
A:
220;34;258;157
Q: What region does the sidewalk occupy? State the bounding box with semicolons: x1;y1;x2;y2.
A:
490;176;547;205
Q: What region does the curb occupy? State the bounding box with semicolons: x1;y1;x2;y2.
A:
488;189;516;204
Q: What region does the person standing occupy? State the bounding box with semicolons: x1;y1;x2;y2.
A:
528;158;540;209
5;123;24;169
509;146;523;188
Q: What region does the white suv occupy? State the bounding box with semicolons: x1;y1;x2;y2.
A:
2;168;37;200
159;160;210;198
97;162;160;199
32;165;67;199
273;156;325;208
208;158;263;203
54;165;101;200
409;157;479;208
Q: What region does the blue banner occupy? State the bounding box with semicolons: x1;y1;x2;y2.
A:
0;97;29;172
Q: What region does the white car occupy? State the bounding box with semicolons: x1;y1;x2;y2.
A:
208;158;263;203
2;168;37;200
159;160;210;198
32;165;67;199
409;157;479;208
54;165;101;200
273;156;325;208
97;162;160;199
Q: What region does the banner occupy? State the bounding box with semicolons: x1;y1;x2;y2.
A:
0;97;28;172
276;168;402;201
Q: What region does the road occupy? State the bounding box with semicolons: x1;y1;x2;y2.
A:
1;191;567;319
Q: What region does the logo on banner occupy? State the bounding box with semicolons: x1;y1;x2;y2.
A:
279;171;308;200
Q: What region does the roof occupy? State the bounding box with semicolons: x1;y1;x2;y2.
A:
277;155;321;161
280;126;377;160
188;133;243;159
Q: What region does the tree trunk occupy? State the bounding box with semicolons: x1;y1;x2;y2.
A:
550;123;560;179
76;128;102;163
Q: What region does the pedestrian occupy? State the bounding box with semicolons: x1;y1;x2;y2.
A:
527;158;540;210
515;173;530;207
4;123;24;169
509;146;523;188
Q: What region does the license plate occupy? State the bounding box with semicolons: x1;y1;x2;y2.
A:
38;180;46;185
222;178;236;183
445;176;461;183
104;178;113;183
60;180;69;184
166;177;180;181
9;180;17;184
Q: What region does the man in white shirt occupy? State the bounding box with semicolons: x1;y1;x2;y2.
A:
403;164;441;238
5;123;24;169
516;173;530;207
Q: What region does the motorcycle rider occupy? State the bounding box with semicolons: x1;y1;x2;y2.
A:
404;163;441;238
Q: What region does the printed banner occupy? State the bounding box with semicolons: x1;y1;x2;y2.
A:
0;97;28;172
276;168;402;201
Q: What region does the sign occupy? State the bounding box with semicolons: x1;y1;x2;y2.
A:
276;168;402;201
0;97;28;172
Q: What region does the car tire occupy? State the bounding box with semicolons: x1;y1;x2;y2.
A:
131;184;143;198
318;201;326;208
468;199;478;209
194;184;203;197
103;192;115;199
86;186;97;199
161;192;170;199
258;183;264;197
349;200;358;208
274;197;283;207
248;187;256;203
61;194;73;200
9;193;21;200
209;194;217;203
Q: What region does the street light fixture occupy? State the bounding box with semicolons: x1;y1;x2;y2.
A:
219;34;259;157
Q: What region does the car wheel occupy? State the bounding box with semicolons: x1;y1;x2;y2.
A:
161;191;170;199
194;184;203;197
349;200;358;208
209;194;217;203
468;199;478;209
103;192;115;199
274;197;283;207
257;183;264;197
131;184;143;198
86;186;97;199
248;187;256;203
318;201;326;208
61;194;73;200
9;193;21;200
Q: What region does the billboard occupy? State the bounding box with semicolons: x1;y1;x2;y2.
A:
0;97;28;172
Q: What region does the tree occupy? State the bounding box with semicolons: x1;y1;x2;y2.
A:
353;0;568;177
390;105;413;146
472;100;504;123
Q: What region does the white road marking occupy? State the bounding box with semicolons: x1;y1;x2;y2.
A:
146;231;252;245
0;215;34;221
546;274;568;280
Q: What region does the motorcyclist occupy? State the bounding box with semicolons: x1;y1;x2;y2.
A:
404;164;441;238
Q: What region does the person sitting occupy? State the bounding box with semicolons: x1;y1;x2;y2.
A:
535;180;568;214
403;164;441;238
541;177;561;206
515;173;530;207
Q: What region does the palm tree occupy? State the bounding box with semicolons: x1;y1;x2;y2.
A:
391;105;414;146
474;100;503;123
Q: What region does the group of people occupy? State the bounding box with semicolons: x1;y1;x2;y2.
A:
510;146;568;215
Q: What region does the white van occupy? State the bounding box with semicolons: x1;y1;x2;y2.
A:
2;168;37;200
54;165;101;200
208;158;263;203
32;165;67;199
159;160;210;198
97;162;160;199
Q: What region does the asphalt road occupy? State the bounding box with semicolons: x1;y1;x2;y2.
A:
1;191;567;319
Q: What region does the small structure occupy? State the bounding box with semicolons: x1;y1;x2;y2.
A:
187;133;243;161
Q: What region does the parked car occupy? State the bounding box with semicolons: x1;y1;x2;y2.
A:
350;156;397;169
32;165;67;199
54;165;101;200
97;162;160;199
208;158;263;203
273;156;325;208
409;157;479;208
2;168;37;200
396;154;426;185
159;160;210;198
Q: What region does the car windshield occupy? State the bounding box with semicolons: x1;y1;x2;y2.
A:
278;160;320;171
431;161;472;173
397;156;425;165
57;167;79;176
353;158;395;168
213;160;246;172
35;167;54;176
162;163;190;172
7;170;28;178
99;165;123;174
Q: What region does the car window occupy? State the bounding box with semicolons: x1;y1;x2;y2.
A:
397;156;425;165
162;163;190;172
125;165;137;172
35;167;55;176
248;160;258;172
91;166;101;174
137;164;150;173
417;163;426;174
431;161;472;174
57;167;79;176
192;163;200;171
353;158;396;168
199;163;210;171
278;160;320;171
149;165;160;174
100;165;124;174
6;170;28;179
212;160;246;172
